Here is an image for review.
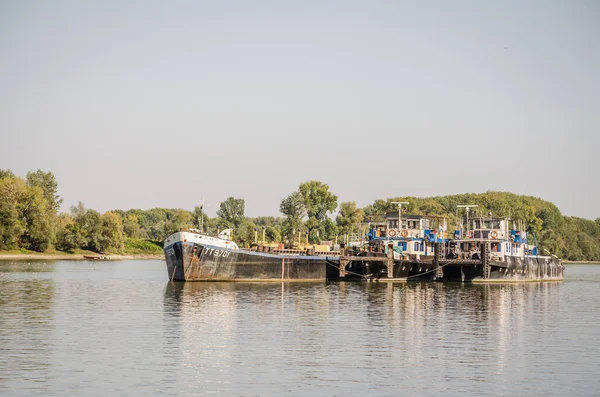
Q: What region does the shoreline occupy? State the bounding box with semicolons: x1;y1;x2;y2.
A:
0;253;597;264
0;253;164;261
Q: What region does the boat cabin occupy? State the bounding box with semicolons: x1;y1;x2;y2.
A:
367;214;447;259
452;216;538;261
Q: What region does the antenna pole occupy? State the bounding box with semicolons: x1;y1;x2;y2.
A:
457;205;478;237
391;201;409;232
199;198;204;233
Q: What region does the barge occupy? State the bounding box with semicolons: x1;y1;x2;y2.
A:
163;206;563;283
163;229;337;281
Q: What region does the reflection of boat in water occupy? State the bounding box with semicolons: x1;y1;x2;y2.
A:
163;229;337;281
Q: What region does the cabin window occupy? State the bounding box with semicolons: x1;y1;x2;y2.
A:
399;242;407;251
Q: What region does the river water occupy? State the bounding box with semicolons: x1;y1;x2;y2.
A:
0;260;598;396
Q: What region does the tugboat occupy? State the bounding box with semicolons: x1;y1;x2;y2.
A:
345;202;448;280
443;205;564;282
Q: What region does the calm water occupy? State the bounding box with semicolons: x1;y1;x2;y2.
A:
0;260;598;397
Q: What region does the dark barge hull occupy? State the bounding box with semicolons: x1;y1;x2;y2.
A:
442;256;564;282
164;241;333;281
343;257;437;281
338;243;563;282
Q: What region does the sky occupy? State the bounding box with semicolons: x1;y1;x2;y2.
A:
1;0;599;219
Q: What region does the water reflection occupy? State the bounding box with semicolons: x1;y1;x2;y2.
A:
159;280;568;395
0;277;55;391
2;261;597;397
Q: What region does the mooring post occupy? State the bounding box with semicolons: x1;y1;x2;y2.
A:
434;242;443;280
387;244;394;278
339;259;348;279
481;243;490;279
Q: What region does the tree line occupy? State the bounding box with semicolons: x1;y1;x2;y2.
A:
1;170;599;260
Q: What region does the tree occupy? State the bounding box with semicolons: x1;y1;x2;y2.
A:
336;201;365;235
298;181;337;221
234;219;257;248
71;204;103;252
0;169;16;179
26;170;62;213
280;191;305;244
56;223;84;253
298;181;338;242
217;197;245;228
163;209;193;237
123;214;141;238
363;199;391;222
98;212;124;253
0;176;26;250
265;226;281;243
18;185;53;252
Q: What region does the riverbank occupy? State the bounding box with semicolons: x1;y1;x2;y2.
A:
563;261;600;264
0;252;164;260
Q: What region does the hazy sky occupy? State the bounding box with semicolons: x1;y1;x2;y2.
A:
1;1;598;219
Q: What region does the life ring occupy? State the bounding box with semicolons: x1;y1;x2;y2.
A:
400;229;409;237
388;229;397;237
467;230;473;238
490;231;498;239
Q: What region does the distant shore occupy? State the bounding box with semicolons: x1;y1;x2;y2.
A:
563;260;600;264
0;253;164;261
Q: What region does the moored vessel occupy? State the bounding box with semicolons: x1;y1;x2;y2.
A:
163;228;337;281
442;212;564;282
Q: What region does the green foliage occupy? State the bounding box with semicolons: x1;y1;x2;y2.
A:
280;191;305;244
0;176;27;250
55;223;84;253
0;169;16;179
123;238;163;254
25;170;62;213
162;209;193;237
217;197;245;228
264;226;281;243
123;214;141;238
298;181;338;221
2;170;600;261
336;201;365;235
298;181;338;242
234;219;257;248
280;181;338;244
98;212;124;253
18;185;53;252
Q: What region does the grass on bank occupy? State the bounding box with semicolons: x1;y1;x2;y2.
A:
123;238;163;255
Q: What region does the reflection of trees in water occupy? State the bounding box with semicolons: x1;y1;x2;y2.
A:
0;278;55;384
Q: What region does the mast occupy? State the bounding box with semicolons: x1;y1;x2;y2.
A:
391;201;409;231
199;198;204;233
457;205;478;237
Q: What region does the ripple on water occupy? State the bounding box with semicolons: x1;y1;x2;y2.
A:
0;260;599;396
